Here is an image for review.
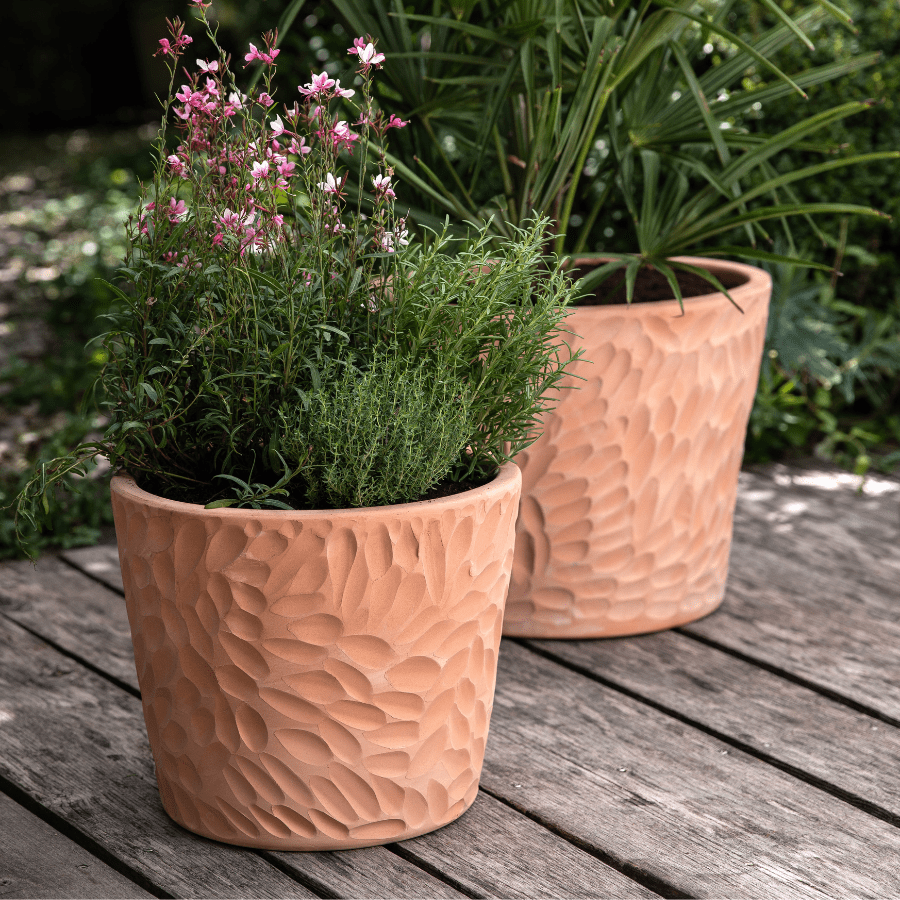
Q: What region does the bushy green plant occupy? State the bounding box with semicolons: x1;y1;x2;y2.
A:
745;254;900;472
725;0;900;312
12;8;578;552
283;352;474;508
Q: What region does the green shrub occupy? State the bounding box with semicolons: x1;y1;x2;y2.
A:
283;353;473;508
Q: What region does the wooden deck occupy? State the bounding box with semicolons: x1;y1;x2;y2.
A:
1;461;898;899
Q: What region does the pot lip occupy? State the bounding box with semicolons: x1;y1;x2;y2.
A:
110;460;520;519
567;254;772;312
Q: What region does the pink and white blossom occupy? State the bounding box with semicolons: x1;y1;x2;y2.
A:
269;115;286;136
333;79;355;99
372;173;395;199
298;72;336;98
196;59;218;73
318;173;340;194
167;154;188;177
259;92;274;108
354;42;385;68
347;37;368;56
251;160;270;180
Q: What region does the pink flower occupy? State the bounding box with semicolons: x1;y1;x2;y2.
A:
196;58;218;73
167;154;188;177
347;37;368;55
385;114;407;130
372;173;395;199
251;160;270;180
269;114;286;136
176;85;205;108
272;214;284;228
204;77;219;97
355;42;385;69
155;38;172;57
298;72;336;97
333;79;355;99
220;208;255;230
289;137;311;157
259;92;274;108
277;158;296;178
245;42;280;66
168;198;188;222
328;120;359;152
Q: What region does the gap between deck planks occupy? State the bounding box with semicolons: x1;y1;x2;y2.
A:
1;460;898;898
0;560;652;899
0;790;153;899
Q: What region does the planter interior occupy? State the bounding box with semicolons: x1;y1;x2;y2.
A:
505;257;771;639
111;463;521;850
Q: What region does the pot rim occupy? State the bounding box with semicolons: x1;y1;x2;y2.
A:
110;460;520;520
567;254;772;312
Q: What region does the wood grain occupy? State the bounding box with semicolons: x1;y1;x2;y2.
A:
685;465;900;720
264;845;467;899
1;554;649;898
0;791;152;899
482;640;900;899
530;630;900;821
61;544;123;594
0;614;316;899
0;556;136;688
398;789;656;899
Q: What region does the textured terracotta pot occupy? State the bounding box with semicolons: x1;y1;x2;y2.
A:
111;463;521;849
504;257;771;638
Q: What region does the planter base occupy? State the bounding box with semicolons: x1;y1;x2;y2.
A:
157;768;479;850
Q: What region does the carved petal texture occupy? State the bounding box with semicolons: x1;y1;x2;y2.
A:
111;463;520;850
505;258;771;638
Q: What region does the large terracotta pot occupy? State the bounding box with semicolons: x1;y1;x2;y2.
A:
504;257;771;638
110;462;521;850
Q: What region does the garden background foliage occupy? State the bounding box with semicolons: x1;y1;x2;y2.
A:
1;0;898;558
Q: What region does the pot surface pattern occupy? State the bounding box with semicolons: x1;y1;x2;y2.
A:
505;260;771;638
111;465;520;849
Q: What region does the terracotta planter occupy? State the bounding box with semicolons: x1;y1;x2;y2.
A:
110;463;521;850
504;257;771;638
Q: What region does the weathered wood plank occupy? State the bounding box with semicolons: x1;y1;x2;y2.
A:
264;845;466;900
531;630;900;821
0;557;649;898
0;614;317;899
398;789;656;899
481;640;900;899
0;556;136;688
61;544;123;595
684;465;900;720
0;566;469;899
0;791;153;899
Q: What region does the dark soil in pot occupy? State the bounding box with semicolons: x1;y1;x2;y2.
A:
569;263;748;305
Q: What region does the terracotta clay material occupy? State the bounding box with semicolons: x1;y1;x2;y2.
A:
505;257;771;638
110;463;521;850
